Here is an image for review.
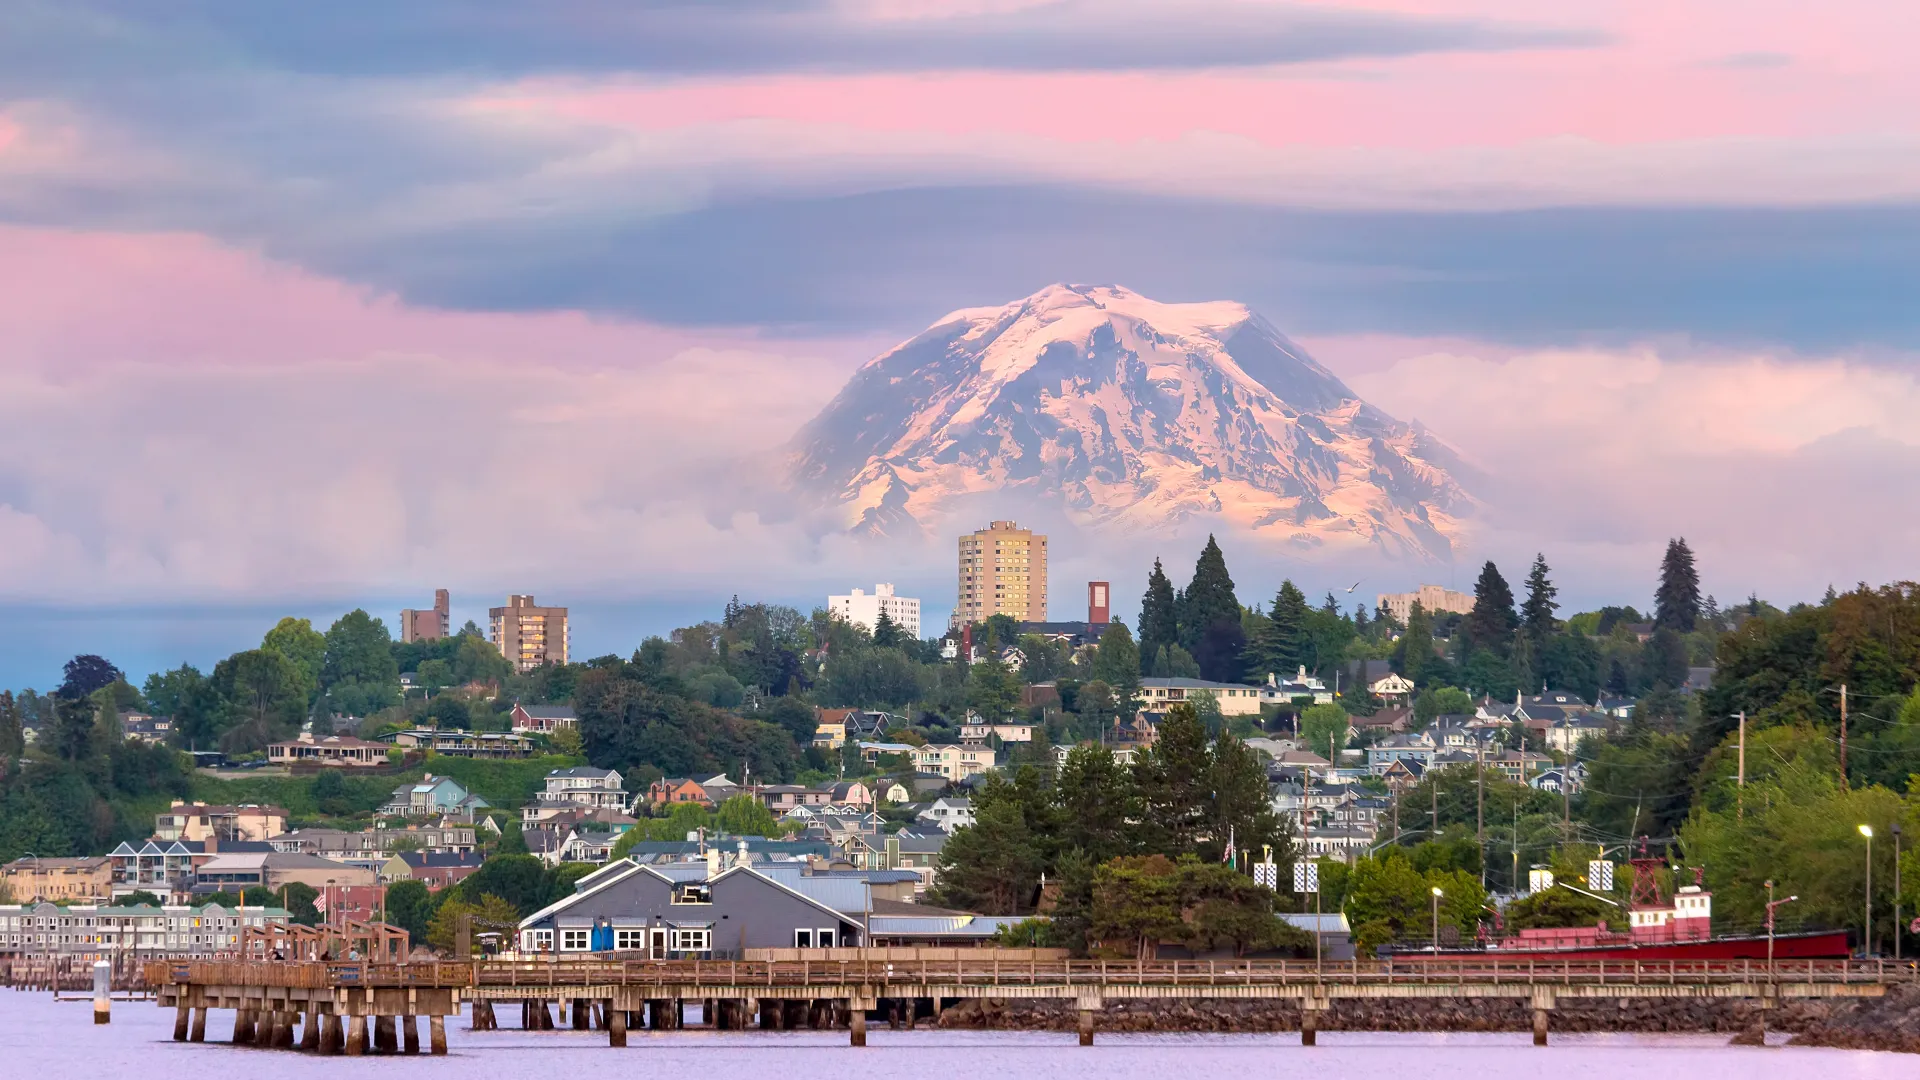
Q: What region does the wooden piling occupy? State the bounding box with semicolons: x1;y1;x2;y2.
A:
1301;1006;1317;1047
319;1013;342;1056
173;1003;190;1041
1078;1008;1094;1047
430;1015;448;1055
233;1008;255;1045
404;1014;421;1054
301;1009;321;1051
850;1003;867;1047
345;1015;367;1056
374;1014;398;1053
1533;1008;1549;1047
190;1007;207;1042
608;1003;627;1048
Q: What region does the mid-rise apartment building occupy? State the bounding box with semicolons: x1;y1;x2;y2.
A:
0;901;291;959
956;520;1047;624
0;856;112;902
828;583;922;639
490;594;570;672
399;588;451;643
1376;585;1475;625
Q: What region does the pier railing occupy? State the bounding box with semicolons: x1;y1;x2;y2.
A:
145;956;1914;991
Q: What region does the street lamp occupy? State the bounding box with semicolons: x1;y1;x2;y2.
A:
1431;886;1444;951
1894;823;1904;962
1859;824;1874;957
1763;879;1798;969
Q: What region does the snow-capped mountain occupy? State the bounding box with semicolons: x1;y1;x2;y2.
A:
789;284;1474;561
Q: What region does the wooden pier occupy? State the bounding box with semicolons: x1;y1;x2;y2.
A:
146;956;1911;1051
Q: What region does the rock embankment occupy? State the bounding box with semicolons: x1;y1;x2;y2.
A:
934;988;1920;1053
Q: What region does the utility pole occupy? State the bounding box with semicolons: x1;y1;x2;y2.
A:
1476;735;1486;888
1839;684;1850;789
1736;711;1746;820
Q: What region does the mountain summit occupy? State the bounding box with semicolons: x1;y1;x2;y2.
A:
789;284;1473;560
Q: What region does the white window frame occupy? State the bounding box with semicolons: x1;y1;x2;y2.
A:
816;928;834;948
794;929;813;948
614;928;646;951
671;928;711;952
522;929;554;952
560;928;590;951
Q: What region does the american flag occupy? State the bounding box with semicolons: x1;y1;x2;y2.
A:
1221;826;1235;866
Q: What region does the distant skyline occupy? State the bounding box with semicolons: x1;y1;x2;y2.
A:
2;2;1916;686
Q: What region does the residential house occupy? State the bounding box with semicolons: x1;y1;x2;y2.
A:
1488;749;1555;783
1139;677;1266;716
558;830;620;865
857;741;919;766
812;708;856;749
1596;693;1637;719
120;711;172;744
267;733;390;768
390;851;484;890
1545;715;1613;755
759;785;826;814
647;777;713;809
0;856;112;902
155;802;288;842
106;840;203;898
699;774;740;804
1297;826;1376;862
1351;706;1412;734
540;767;630;812
510;703;579;734
382;729;533;759
912;743;995;782
192;852;376;894
959;721;1035;743
916;797;975;831
1380;757;1426;794
1529;764;1586;795
827;781;873;808
381;775;490;818
1369;672;1415;703
1261;666;1335;707
516;861;869;956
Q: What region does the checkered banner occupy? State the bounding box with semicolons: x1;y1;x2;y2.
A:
1293;862;1319;893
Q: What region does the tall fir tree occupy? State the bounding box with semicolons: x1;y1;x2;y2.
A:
1179;536;1244;682
1394;602;1435;685
872;608;902;648
1654;537;1701;632
1462;560;1519;657
1520;553;1559;644
1245;580;1311;682
1130;702;1212;856
1138;558;1180;671
0;690;22;757
1090;622;1143;705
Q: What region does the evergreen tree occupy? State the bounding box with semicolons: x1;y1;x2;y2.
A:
1055;744;1138;865
57;654;122;700
871;608;902;648
1204;733;1290;864
1520;553;1558;644
1394;602;1435;685
1354;605;1371;635
1462;560;1519;657
1180;536;1244;682
931;782;1044;914
1090;622;1143;705
1605;657;1630;696
1138;559;1180;670
1244;580;1311;682
1131;702;1212;855
0;691;22;757
1654;537;1701;632
50;694;97;761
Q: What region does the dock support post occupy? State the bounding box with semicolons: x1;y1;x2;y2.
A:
346;1015;367;1056
319;1014;341;1056
190;1007;207;1042
403;1014;420;1054
850;1003;867;1047
94;962;112;1025
430;1015;448;1055
173;1003;190;1041
574;997;590;1030
609;1003;627;1047
1531;991;1554;1048
1300;1005;1318;1047
375;1014;398;1053
234;1008;255;1045
302;1009;320;1050
1079;1008;1095;1047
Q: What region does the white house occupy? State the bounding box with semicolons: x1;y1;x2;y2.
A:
917;797;975;831
1140;677;1266;716
827;583;922;639
1261;666;1334;706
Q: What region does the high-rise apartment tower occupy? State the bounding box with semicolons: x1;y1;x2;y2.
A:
956;521;1048;624
399;589;450;643
489;595;570;672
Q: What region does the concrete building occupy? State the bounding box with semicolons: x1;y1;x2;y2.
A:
956;520;1048;624
399;588;451;643
0;856;113;902
827;583;921;639
1376;584;1475;625
1140;677;1267;716
490;594;570;672
0;901;291;959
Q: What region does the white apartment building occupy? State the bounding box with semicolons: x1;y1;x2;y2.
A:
1376;585;1475;625
828;583;921;639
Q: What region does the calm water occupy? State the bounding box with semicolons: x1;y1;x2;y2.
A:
5;993;1911;1080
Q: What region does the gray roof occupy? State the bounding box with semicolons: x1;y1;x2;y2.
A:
548;766;617;779
1279;913;1351;934
520;705;579;719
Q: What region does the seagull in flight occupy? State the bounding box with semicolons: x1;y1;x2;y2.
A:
1344;579;1364;593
